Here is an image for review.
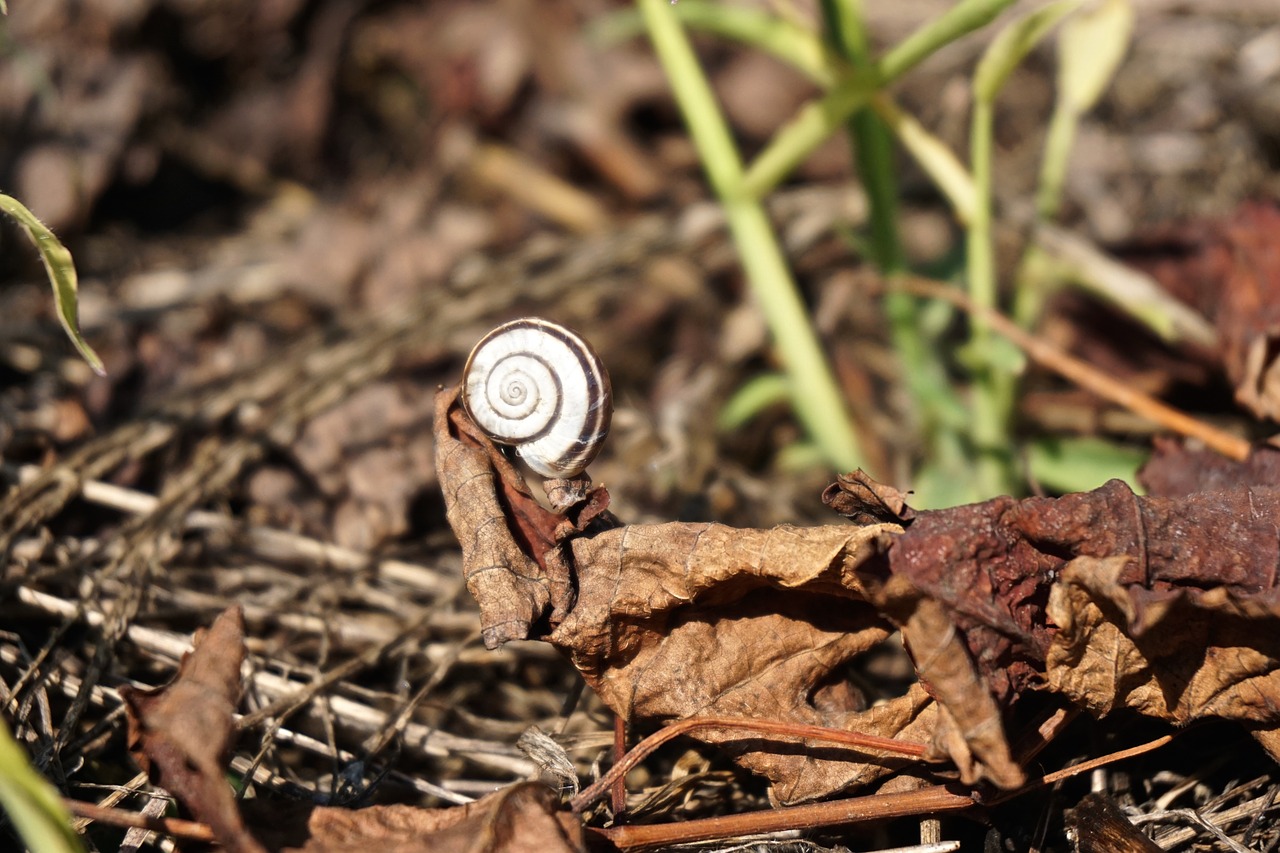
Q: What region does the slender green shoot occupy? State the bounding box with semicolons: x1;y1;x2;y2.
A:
967;0;1080;497
819;0;906;275
1016;0;1133;329
1037;0;1133;221
742;0;1019;199
718;373;791;432
595;1;836;86
0;718;83;853
0;193;105;375
870;94;977;223
821;0;970;489
638;0;863;472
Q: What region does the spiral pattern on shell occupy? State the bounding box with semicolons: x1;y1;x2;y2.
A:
461;317;612;479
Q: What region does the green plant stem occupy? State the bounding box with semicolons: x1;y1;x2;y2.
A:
877;0;1018;82
819;0;906;274
966;100;1015;496
638;0;862;472
742;0;1018;199
822;1;945;458
661;1;836;85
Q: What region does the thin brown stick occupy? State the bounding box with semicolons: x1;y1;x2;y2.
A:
892;275;1252;462
986;731;1178;807
570;715;929;814
581;718;1177;848
589;784;976;849
1035;734;1175;789
611;714;628;816
64;798;216;843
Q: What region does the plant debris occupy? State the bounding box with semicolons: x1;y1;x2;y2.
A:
5;1;1280;850
119;606;265;853
438;388;1280;801
1122;202;1280;422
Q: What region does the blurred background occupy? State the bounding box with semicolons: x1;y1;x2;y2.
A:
2;0;1279;525
2;0;1280;848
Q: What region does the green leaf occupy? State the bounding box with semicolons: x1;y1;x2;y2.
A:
973;0;1080;104
0;194;105;375
957;335;1026;377
0;717;84;853
1025;435;1146;495
1058;0;1133;113
877;0;1018;82
775;439;828;473
718;372;791;432
595;3;834;85
871;94;978;224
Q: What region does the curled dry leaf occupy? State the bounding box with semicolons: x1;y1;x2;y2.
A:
434;387;568;648
436;389;933;803
437;384;1280;795
869;453;1280;787
1046;555;1280;722
1123;201;1280;421
822;470;916;526
119;605;266;853
556;521;938;803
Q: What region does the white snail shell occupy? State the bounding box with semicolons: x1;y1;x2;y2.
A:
461;317;612;479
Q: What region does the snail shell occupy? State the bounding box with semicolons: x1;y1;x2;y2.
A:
461;317;612;479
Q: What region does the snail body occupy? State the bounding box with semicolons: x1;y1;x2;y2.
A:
461;317;612;479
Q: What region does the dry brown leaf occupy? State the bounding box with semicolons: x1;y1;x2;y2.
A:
851;571;1022;788
436;385;1280;795
1046;555;1280;733
878;470;1280;785
556;522;932;803
822;469;915;526
118;605;264;853
280;783;584;853
435;391;929;802
1123;201;1280;421
434;388;567;648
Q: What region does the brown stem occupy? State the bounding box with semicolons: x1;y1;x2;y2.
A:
578;714;1176;849
570;715;929;815
64;798;216;843
589;784;976;849
611;714;628;816
892;275;1252;462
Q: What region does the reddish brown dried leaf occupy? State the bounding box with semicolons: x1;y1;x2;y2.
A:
118;605;264;853
280;782;584;853
879;475;1280;785
1139;438;1280;496
1124;201;1280;421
